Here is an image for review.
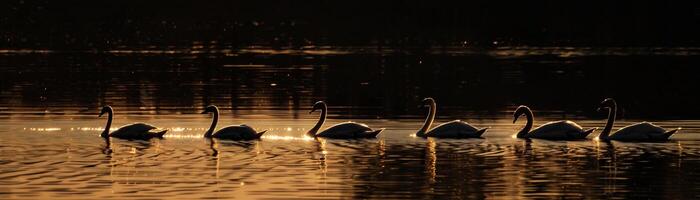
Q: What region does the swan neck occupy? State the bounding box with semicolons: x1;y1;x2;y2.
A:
517;108;534;138
205;108;219;137
417;101;436;136
308;105;326;136
101;109;113;138
600;104;616;139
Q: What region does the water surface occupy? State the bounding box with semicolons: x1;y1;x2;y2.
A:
2;46;700;118
2;46;700;199
1;115;699;199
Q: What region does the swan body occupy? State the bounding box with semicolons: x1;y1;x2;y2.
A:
99;106;167;139
425;120;487;138
211;125;266;140
597;98;679;141
513;105;595;140
202;105;265;140
609;122;677;141
307;101;383;139
316;122;381;139
525;120;593;140
417;98;487;138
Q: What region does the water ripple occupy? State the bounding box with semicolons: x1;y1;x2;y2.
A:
1;118;700;199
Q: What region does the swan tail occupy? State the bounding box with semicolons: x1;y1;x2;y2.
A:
476;128;489;137
583;128;597;138
154;130;168;138
365;128;384;138
256;130;267;138
664;128;681;139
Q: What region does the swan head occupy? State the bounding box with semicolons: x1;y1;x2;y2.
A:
597;98;617;112
512;105;530;123
99;106;112;117
201;105;219;114
421;97;435;108
310;101;326;114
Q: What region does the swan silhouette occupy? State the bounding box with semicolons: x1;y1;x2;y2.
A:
597;98;680;141
306;101;383;139
99;106;167;139
513;105;595;140
416;97;487;138
201;105;266;140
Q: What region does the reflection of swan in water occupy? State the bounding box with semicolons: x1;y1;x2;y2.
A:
99;106;167;139
208;138;219;157
416;97;487;138
306;101;383;139
201;105;266;140
511;138;533;157
513;105;596;140
597;98;680;142
102;137;112;155
206;138;258;157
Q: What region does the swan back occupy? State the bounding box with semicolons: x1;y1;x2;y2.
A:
610;122;672;141
617;122;665;133
528;120;589;140
212;125;261;140
110;123;166;139
426;120;483;138
317;122;374;138
120;123;158;132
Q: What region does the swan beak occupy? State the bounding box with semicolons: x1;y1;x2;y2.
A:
200;111;208;114
98;112;104;117
512;118;517;124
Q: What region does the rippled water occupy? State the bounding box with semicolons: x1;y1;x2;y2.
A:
2;115;700;199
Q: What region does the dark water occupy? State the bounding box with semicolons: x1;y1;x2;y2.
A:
1;46;700;118
2;46;700;199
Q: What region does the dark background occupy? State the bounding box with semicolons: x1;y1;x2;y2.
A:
0;1;699;119
2;1;699;48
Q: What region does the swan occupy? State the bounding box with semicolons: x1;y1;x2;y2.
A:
416;97;487;138
306;101;383;139
201;105;266;140
513;105;595;140
99;106;167;139
597;98;680;141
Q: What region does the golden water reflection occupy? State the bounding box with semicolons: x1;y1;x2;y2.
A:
1;118;699;199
